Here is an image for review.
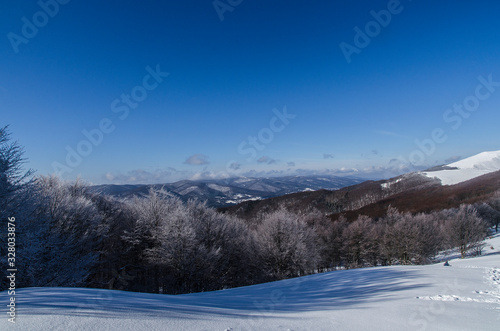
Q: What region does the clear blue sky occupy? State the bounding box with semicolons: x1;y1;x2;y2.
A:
2;0;500;184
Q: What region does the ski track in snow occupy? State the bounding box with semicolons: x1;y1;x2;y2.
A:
417;267;500;306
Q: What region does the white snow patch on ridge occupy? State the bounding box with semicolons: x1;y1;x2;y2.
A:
381;178;402;189
422;150;500;185
207;183;231;193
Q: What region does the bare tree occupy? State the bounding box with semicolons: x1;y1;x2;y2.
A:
0;126;35;288
376;207;404;265
256;207;319;279
341;215;374;268
444;205;488;258
123;190;258;293
487;191;500;233
386;212;443;265
187;200;256;289
0;125;34;216
315;213;347;271
124;189;196;293
19;176;106;287
411;213;444;263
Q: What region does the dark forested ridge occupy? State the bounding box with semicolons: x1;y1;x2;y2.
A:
221;170;500;221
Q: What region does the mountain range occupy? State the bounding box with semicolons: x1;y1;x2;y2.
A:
90;175;366;207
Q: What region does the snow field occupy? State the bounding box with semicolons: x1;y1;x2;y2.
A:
422;151;500;185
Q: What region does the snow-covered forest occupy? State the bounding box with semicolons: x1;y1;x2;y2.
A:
1;126;498;295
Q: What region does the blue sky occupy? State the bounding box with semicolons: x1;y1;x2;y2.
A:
2;0;500;184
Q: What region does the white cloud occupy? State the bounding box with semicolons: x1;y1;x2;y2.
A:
101;168;189;184
228;162;241;170
257;156;276;164
373;130;407;138
190;171;219;180
184;154;210;165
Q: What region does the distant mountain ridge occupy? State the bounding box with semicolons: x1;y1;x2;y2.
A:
90;175;366;207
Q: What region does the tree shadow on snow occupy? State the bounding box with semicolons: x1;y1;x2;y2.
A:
5;267;429;321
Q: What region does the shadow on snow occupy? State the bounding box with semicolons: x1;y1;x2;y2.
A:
4;266;429;321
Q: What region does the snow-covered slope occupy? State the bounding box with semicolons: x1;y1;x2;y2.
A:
422;151;500;185
2;234;500;330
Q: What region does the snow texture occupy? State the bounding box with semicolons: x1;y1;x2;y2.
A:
2;233;500;330
422;151;500;185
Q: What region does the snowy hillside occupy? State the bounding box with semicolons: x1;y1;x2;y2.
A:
422;151;500;185
2;234;499;330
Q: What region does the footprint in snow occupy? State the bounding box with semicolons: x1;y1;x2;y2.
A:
417;267;500;305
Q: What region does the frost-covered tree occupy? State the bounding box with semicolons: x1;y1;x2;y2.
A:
187;200;256;289
312;212;346;271
444;205;488;258
377;206;405;265
487;191;500;233
255;208;319;279
341;215;375;268
123;189;190;292
123;190;257;293
382;212;442;265
0;126;34;289
0;125;34;218
410;213;443;264
19;176;106;287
